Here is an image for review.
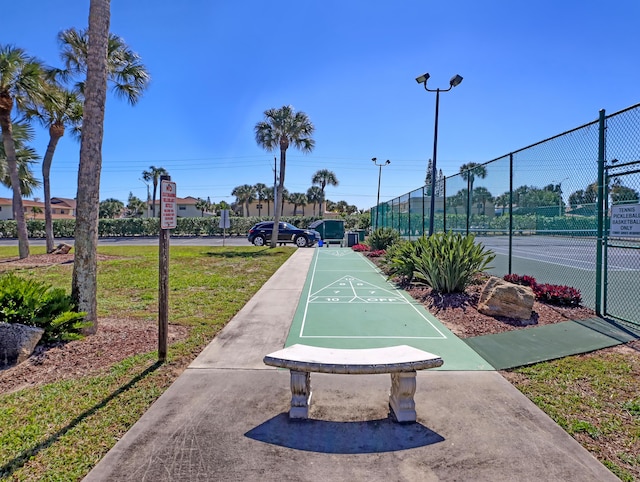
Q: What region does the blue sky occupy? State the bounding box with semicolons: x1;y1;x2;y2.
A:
3;1;639;210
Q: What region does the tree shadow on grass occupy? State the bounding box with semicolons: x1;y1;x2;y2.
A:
203;247;292;259
0;361;163;479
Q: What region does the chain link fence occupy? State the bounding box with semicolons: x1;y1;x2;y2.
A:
602;105;640;324
373;103;640;325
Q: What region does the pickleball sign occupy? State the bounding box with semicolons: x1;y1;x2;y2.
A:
610;203;640;237
160;180;177;229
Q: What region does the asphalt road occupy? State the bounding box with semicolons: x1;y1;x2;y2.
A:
0;236;252;247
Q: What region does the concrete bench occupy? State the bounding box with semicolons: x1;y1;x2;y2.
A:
263;344;443;423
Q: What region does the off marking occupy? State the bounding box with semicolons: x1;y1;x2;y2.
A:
309;275;408;304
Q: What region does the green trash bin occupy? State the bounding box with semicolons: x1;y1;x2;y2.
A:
356;229;366;243
346;232;358;247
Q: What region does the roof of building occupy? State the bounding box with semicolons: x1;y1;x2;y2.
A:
51;197;77;208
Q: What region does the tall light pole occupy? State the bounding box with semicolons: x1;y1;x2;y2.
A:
139;178;151;217
372;157;390;230
416;72;463;236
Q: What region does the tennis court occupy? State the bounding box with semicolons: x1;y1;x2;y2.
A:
285;246;492;371
477;234;640;322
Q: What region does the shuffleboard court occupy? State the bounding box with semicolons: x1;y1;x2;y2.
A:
285;247;492;371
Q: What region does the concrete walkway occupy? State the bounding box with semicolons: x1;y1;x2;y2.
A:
84;249;617;481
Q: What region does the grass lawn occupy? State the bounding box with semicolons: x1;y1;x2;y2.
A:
506;350;640;481
0;245;294;481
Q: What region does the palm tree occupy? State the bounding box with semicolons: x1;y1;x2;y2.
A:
0;121;42;197
280;188;290;216
231;184;256;217
289;192;308;216
72;0;111;333
460;162;487;216
264;186;274;216
54;27;150;106
254;182;268;216
306;186;323;216
0;45;44;259
472;186;494;216
29;205;43;219
255;105;315;247
142;166;168;217
26;82;82;252
311;169;338;215
195;197;211;216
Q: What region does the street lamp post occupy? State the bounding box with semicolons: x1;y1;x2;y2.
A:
416;72;463;236
372;157;390;230
139;178;151;218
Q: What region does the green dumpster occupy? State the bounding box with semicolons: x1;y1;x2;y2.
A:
308;219;345;242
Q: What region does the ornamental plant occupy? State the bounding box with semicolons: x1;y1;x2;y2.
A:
381;239;420;283
503;273;537;288
351;243;370;252
365;249;386;258
0;273;90;342
411;233;495;293
533;283;582;306
503;273;582;306
367;227;400;251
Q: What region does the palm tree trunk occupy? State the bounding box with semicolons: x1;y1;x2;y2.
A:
0;117;30;259
72;0;110;334
271;148;286;247
42;130;62;253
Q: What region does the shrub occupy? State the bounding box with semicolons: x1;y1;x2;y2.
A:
381;239;419;282
367;227;400;251
365;249;385;258
503;274;582;306
351;244;370;252
0;273;90;343
533;283;582;306
411;233;495;293
503;273;537;287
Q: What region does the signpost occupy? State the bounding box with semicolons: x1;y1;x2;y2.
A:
610;203;640;237
158;177;176;362
219;209;230;246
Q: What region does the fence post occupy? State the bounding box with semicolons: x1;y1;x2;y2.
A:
508;153;514;274
595;109;606;316
466;176;471;235
442;177;447;233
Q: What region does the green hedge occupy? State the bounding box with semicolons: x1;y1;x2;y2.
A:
0;214;366;239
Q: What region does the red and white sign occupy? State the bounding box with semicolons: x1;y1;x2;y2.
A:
160;180;177;229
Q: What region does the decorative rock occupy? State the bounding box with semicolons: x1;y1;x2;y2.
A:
477;277;535;321
50;243;73;255
0;322;44;368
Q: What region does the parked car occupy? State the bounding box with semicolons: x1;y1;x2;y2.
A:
247;221;320;247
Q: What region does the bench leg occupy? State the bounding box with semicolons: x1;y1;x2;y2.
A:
289;370;311;419
389;371;417;423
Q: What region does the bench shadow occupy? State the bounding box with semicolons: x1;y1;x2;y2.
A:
245;413;444;454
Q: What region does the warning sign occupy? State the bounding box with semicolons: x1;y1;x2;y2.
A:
160;181;177;229
610;203;640;237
